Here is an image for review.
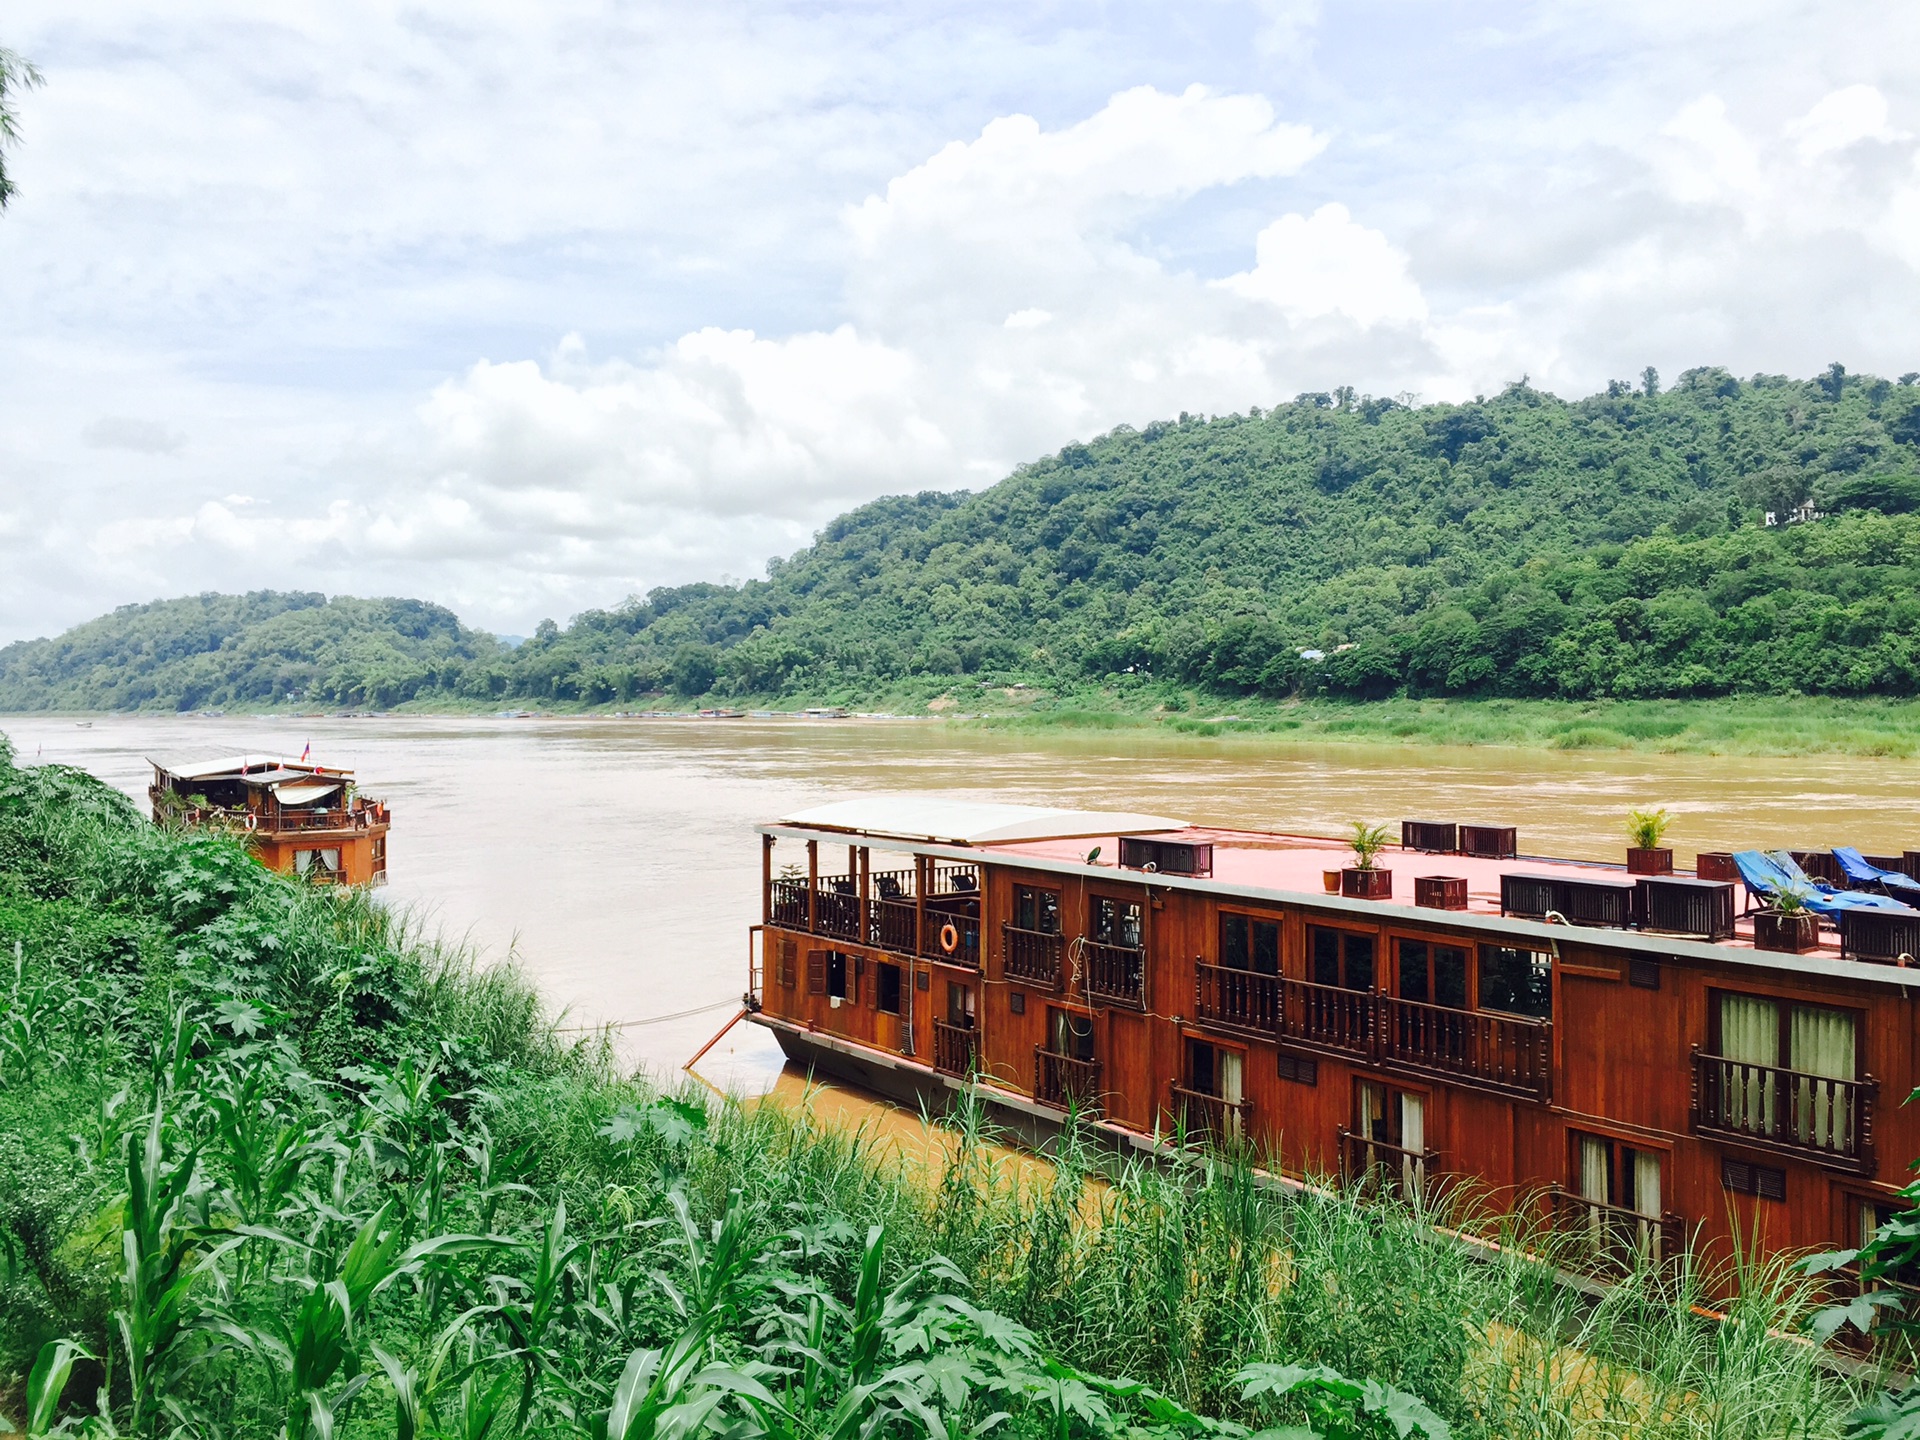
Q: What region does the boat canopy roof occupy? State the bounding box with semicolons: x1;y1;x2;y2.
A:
152;754;354;784
778;796;1187;846
272;780;343;806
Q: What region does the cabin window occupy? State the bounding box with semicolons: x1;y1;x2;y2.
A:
948;982;976;1028
1571;1133;1663;1219
826;951;850;1001
1185;1038;1245;1102
293;847;342;877
1091;896;1143;949
1221;913;1280;975
1015;886;1061;934
1310;927;1375;991
1397;940;1467;1008
1855;1199;1920;1289
1355;1081;1424;1150
1478;944;1551;1018
1713;993;1859;1078
876;961;902;1015
1049;1008;1096;1061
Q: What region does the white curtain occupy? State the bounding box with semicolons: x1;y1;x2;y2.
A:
1578;1136;1610;1251
1632;1150;1662;1220
1719;994;1779;1133
1218;1050;1245;1140
1790;1006;1856;1150
1399;1093;1425;1197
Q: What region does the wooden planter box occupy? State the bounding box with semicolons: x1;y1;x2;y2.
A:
1627;847;1674;876
1753;910;1821;954
1414;875;1468;911
1460;824;1517;859
1696;852;1739;882
1401;821;1458;853
1341;867;1393;900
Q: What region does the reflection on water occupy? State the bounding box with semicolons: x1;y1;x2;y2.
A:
8;711;1919;1096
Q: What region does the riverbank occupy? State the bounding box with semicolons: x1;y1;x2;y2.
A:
27;691;1920;760
0;736;1884;1438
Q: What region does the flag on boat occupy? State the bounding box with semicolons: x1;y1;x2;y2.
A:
300;741;311;763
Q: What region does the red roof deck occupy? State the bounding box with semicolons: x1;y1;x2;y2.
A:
985;825;1796;951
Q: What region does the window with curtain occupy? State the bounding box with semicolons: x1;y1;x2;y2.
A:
1791;1003;1857;1150
1715;993;1860;1148
1716;992;1778;1134
1050;1008;1096;1060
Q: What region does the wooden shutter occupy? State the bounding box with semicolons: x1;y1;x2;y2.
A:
861;957;875;1009
779;937;796;989
806;950;827;995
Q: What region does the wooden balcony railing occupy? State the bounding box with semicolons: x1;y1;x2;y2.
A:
1546;1188;1685;1275
270;804;386;833
1187;968;1552;1101
1004;925;1063;988
932;1020;977;1078
1377;994;1552;1100
1691;1050;1876;1174
812;889;862;942
1338;1130;1438;1204
869;897;918;953
1034;1048;1103;1113
1082;940;1145;1009
1194;963;1282;1035
1288;977;1376;1060
928;911;981;968
1169;1083;1250;1144
771;878;811;930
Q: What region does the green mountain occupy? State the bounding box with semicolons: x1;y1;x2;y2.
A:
6;365;1920;713
503;365;1920;704
0;591;503;711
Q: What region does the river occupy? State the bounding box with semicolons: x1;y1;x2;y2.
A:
7;711;1918;1096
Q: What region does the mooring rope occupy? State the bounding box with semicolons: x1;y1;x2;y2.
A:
554;995;741;1034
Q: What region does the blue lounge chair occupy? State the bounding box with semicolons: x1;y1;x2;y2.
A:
1732;851;1910;917
1832;846;1920;900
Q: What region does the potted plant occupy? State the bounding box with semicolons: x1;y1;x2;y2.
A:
1753;886;1822;953
1626;807;1674;875
1341;821;1394;899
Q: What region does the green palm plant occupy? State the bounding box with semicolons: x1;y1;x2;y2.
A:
1626;807;1672;849
1349;822;1392;872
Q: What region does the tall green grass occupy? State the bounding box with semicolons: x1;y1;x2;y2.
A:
0;732;1896;1439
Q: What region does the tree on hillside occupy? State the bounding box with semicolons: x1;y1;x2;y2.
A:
0;44;43;210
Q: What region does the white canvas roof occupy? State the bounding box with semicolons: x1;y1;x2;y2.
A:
273;780;342;806
152;754;351;782
779;796;1187;845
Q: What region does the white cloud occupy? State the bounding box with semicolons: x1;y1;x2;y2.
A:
1221;203;1428;327
5;4;1920;640
1788;84;1903;159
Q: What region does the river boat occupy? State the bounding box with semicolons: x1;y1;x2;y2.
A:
746;797;1918;1283
149;753;391;885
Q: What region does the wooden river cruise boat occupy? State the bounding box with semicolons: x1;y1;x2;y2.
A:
150;754;391;885
745;797;1920;1281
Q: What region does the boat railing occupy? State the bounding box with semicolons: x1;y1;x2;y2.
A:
270;803;386;833
1185;971;1552;1101
1194;962;1282;1036
1545;1187;1685;1276
1337;1129;1439;1204
1691;1049;1876;1173
928;913;981;968
1082;939;1146;1009
1168;1082;1250;1144
1378;993;1552;1100
932;1020;977;1078
869;897;919;953
1004;924;1063;988
1033;1047;1103;1113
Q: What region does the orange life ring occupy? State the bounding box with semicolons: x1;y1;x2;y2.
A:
939;922;959;954
244;813;257;831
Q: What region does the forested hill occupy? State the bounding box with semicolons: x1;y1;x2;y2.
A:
510;365;1920;704
0;592;504;711
7;365;1920;712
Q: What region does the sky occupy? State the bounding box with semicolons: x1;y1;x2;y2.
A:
2;1;1918;643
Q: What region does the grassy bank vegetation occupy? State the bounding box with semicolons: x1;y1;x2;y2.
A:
0;733;1894;1439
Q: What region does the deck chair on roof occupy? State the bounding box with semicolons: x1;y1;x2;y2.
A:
1832;847;1920;900
1731;851;1908;918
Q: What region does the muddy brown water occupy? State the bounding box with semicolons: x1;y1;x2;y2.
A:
9;712;1919;1102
